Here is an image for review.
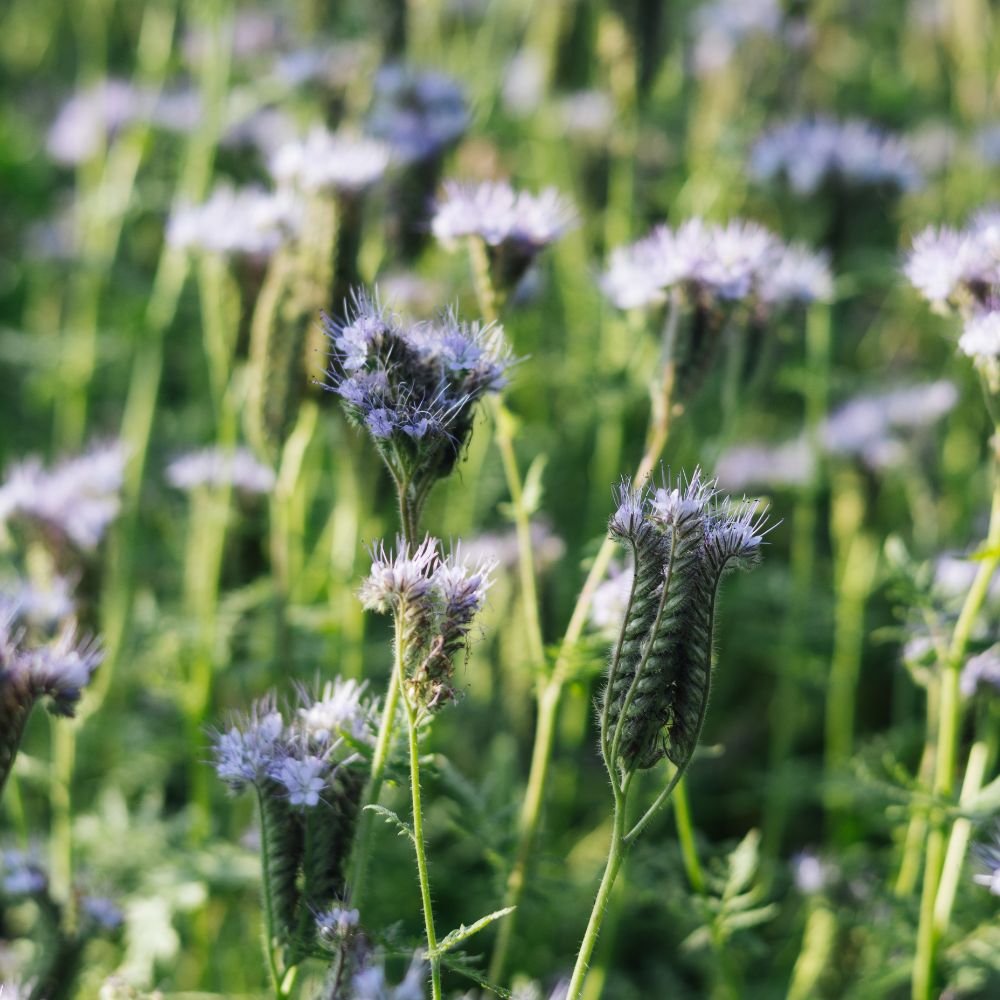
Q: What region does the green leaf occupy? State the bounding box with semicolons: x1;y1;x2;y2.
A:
723;828;761;902
521;454;548;515
364;804;414;843
428;906;516;958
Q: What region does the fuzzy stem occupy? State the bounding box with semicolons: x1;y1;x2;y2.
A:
912;440;1000;999
488;301;678;984
398;623;442;1000
672;777;706;893
566;787;628;1000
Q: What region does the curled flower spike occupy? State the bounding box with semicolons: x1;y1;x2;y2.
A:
322;290;511;525
602;468;770;772
359;537;494;711
297;678;376;745
432;180;577;291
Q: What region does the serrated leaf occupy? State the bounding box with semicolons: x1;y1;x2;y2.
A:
723;828;761;902
429;906;515;958
364;804;414;843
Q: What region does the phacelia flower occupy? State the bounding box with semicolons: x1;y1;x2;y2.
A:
959;311;1000;361
211;701;285;792
603;470;769;771
1;848;48;897
903;225;994;307
316;904;360;941
166;446;276;495
273;755;328;807
46;80;141;165
971;826;1000;896
270;127;391;196
359;537;494;710
166;184;302;258
298;678;376;744
960;645;1000;698
82;895;125;931
352;954;427;1000
322;290;510;499
0;441;126;552
601;218;829;312
432;180;576;289
367;66;468;165
821;381;958;470
750;116;922;194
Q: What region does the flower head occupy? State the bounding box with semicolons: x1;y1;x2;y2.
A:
750;116;921;194
959;311;1000;361
270;127;391;196
358;537;440;612
166;184;302;257
316;904;360;941
24;623;103;716
367;66;468;165
166;446;275;495
961;645;1000;698
0;441;126;552
322;290;510;491
298;678;376;744
211;700;286;792
273;754;328;807
971;825;1000;896
352;954;427;1000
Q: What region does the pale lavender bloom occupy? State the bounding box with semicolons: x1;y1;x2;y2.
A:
166;446;275;495
971;826;1000;896
961;645;1000;698
273;754;327;807
461;521;565;574
692;0;783;76
933;555;1000;603
650;469;716;528
959;311;1000;360
166;184;302;257
590;563;635;633
558;90;614;143
82;896;124;930
792;850;832;895
759;244;834;305
270;127;391;195
696;220;782;300
705;497;772;563
501;49;546;117
1;849;47;896
46;80;140;165
434;547;497;623
750;117;921;194
221;107;300;156
270;42;370;90
0;441;126;550
3;576;76;627
367;66;468;164
25;624;103;715
316;904;359;940
146;88;203;133
182;8;286;65
716;437;815;492
352;954;427;1000
822;381;958;467
432;181;576;251
358;537;441;611
903;226;993;305
212;705;285;791
298;678;375;744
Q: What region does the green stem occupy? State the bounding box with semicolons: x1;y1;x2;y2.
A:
913;441;1000;999
399;631;442;1000
672;777;706;893
566;788;627;1000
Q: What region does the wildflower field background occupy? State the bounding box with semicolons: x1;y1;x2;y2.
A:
2;1;1000;997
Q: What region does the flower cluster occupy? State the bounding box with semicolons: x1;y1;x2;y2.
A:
270;127;391;197
601;218;832;312
960;645;1000;699
432;180;577;289
366;66;468;165
166;184;302;258
211;686;373;962
750;116;922;195
603;471;769;772
321;290;510;504
359;538;496;710
1;610;103;799
971;826;1000;896
905;209;1000;388
0;441;126;553
351;954;426;1000
165;446;276;495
